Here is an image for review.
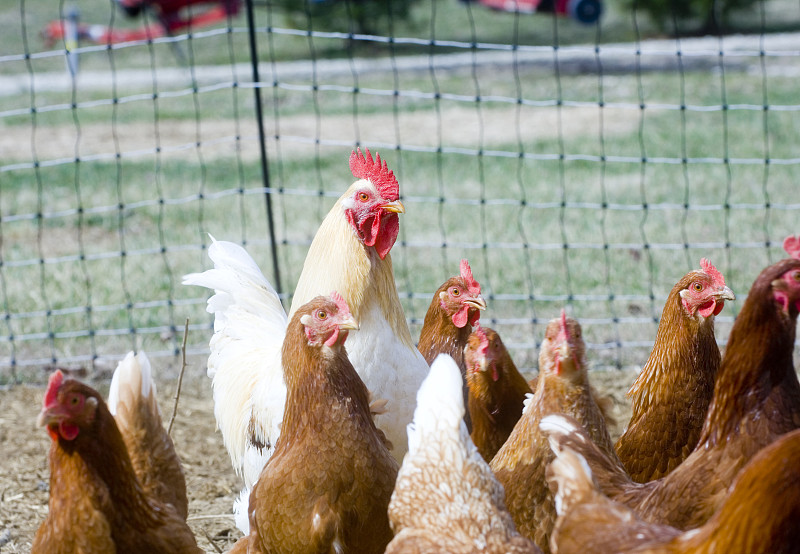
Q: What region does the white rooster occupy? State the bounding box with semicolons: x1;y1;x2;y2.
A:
183;149;429;533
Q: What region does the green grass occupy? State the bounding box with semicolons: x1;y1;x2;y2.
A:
2;1;800;381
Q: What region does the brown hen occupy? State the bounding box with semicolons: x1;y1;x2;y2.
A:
32;354;201;554
490;311;617;553
616;259;735;482
233;292;398;554
541;240;800;531
464;324;532;462
544;415;800;554
418;258;486;430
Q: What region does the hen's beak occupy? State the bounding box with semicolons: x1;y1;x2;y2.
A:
465;296;487;311
339;315;360;331
716;286;735;301
380;200;405;214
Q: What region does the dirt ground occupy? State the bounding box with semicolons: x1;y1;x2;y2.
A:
0;367;636;553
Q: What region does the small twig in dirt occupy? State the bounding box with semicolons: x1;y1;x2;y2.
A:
167;319;189;436
187;514;236;522
202;528;224;554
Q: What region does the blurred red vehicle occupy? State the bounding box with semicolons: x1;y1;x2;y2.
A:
466;0;602;24
42;0;241;46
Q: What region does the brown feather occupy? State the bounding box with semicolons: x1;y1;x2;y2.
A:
32;379;201;554
549;258;800;533
244;296;398;554
465;327;532;462
616;270;724;483
490;316;617;554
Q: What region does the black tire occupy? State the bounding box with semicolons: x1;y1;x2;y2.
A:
568;0;602;24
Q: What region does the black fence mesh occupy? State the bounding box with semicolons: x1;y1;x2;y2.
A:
2;0;800;382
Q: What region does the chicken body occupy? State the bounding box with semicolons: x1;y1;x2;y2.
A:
616;259;735;482
544;415;800;554
490;313;617;553
236;294;398;554
465;325;532;462
545;254;800;531
417;259;486;430
33;356;201;554
183;149;427;532
386;354;539;554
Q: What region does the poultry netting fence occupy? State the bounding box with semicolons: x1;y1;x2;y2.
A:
2;0;800;383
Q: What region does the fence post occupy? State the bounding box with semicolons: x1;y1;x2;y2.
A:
245;0;282;295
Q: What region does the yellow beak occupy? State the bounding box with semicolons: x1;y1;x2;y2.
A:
465;296;487;311
339;315;360;331
381;200;405;214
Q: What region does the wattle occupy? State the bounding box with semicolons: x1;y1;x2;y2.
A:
452;306;469;329
373;213;399;260
59;421;80;441
698;299;717;318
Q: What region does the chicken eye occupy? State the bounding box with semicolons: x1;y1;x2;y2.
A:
793;270;800;282
317;310;327;320
358;192;369;202
693;282;703;292
450;287;461;297
70;395;80;405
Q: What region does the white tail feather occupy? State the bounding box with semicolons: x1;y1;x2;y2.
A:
406;354;464;455
548;446;595;516
108;351;154;417
539;413;582;456
182;237;288;486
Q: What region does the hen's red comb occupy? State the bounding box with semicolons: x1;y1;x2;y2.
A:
349;148;399;201
475;324;490;357
557;309;569;343
330;290;351;318
700;258;726;287
43;369;64;408
783;235;800;260
460;259;481;296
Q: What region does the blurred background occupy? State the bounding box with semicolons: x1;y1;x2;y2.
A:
2;0;800;382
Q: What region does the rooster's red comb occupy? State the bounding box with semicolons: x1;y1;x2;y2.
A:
43;369;64;408
700;258;726;287
330;290;351;318
475;324;490;357
460;259;481;296
349;148;399;201
783;235;800;260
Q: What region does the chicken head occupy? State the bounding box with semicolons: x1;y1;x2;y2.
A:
678;258;735;319
343;148;405;259
539;311;586;380
37;370;99;442
299;291;360;347
438;259;487;329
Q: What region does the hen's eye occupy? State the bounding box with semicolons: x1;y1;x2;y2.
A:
451;287;460;296
317;310;327;320
358;192;369;202
693;282;703;292
793;271;800;282
70;395;80;405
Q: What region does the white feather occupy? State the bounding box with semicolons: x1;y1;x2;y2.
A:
182;237;287;499
108;351;153;416
407;353;465;455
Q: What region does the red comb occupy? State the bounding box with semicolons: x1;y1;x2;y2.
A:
43;370;64;408
475;324;489;357
700;258;726;287
784;235;800;260
460;259;481;296
330;290;351;318
349;148;399;201
557;309;569;343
